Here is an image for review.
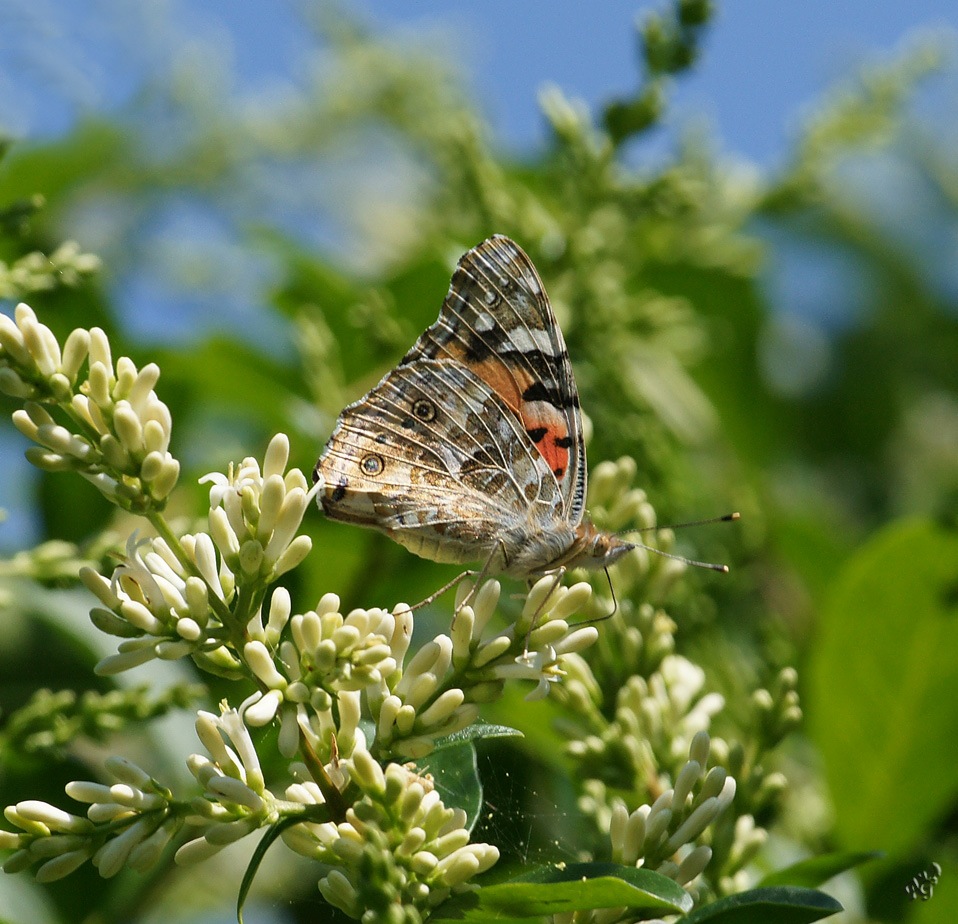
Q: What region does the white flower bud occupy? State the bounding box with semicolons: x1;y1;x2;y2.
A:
318;869;359;916
522;575;558;622
156;639;193;660
350;750;385;796
87;804;133;824
418;688;465;728
94;818;152;878
20;314;60;377
268;534;311;580
142;418;169;454
473;634;512;667
436;848;480;886
624;805;649;864
149;456;180;500
0;367;36;398
207;776;265;812
113;402;143;453
126;362;160;412
174;836;227;866
263;433;290;480
716;776;737;813
645;808;672;848
377;695;403;741
60;328;90;381
664;797;719;854
244;641;286;688
201;816;260;847
394;736;435;759
689;730;711;765
676;845;712;885
13;801;90;834
404;672;439;711
528;618;571;648
672;760;701;809
548;582;593;622
105;756;154;790
700;766;727;800
36;849;91;883
239;539;264;575
209;507;240;558
65;781;113;804
128;819;177;871
257;474;286;540
113;356;137;397
470;580;501;637
245;690;282;727
119;599;164;634
395;704;416;736
95;638;158;674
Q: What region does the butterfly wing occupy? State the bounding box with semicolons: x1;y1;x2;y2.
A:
406;235;588;525
316;355;569;570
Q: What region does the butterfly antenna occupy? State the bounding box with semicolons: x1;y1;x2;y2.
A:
634;542;729;573
616;512;740;573
617;511;740;536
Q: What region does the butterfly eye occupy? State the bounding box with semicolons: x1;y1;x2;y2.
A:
412;398;437;422
361;454;384;476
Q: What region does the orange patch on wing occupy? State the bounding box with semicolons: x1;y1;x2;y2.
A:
522;410;571;480
458;352;571;480
473;359;526;411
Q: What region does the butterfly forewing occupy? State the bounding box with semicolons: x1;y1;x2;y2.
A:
405;236;587;525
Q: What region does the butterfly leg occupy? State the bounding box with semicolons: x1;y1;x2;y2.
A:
401;570;478;614
400;536;510;615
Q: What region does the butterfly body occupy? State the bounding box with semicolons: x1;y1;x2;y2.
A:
315;235;634;579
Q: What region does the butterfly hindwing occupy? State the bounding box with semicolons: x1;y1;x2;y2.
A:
317;354;564;566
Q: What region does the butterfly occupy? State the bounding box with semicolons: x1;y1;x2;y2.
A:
313;235;635;585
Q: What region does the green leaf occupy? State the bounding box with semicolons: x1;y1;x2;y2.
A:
431;863;691;920
431;721;524;749
237;816;310;924
758;850;882;888
682;887;842;923
807;518;958;853
417;741;484;831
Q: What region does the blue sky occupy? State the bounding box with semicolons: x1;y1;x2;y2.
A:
1;0;955;165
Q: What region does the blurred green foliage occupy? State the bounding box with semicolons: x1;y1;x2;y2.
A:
1;2;957;922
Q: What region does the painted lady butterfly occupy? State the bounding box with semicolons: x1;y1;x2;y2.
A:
314;235;634;583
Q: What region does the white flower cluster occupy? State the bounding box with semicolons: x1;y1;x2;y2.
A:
1;303;180;511
282;749;498;919
609;732;736;883
0;241;101;299
243;589;407;758
0;757;179;882
81;531;239;676
201;433;313;583
78;433;314;678
370;577;599;759
176;707;279;866
238;576;600;765
570;654;725;788
556;734;737;924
